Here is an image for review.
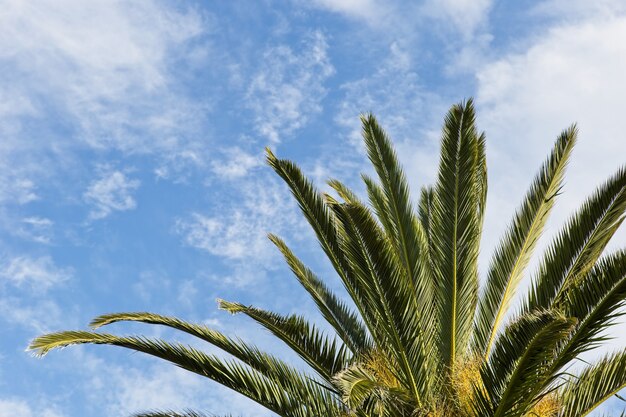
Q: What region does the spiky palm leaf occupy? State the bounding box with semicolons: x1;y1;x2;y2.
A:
31;100;626;417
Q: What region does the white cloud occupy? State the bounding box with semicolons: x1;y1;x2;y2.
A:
84;171;140;220
246;31;334;143
0;177;38;205
472;12;626;356
531;0;626;20
178;178;301;260
309;0;386;22
0;256;71;291
0;296;66;333
337;42;446;151
308;0;491;40
0;398;63;417
16;217;54;244
421;0;492;39
210;147;263;180
0;0;207;209
476;13;626;254
176;175;306;286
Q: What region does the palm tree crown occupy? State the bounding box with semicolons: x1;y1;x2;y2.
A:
30;100;626;417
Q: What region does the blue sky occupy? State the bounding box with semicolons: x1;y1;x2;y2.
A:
1;1;626;415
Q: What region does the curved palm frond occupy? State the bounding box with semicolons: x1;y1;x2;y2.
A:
360;114;432;306
29;331;342;417
217;299;351;381
525;167;626;313
474;125;577;359
132;411;211;417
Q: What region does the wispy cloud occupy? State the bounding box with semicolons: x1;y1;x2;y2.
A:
0;256;71;292
0;178;38;205
0;397;63;417
308;0;388;22
210;147;263;180
246;31;334;143
336;42;445;150
0;0;208;211
176;175;305;286
421;0;492;39
0;255;71;332
308;0;491;40
84;171;140;220
15;217;54;244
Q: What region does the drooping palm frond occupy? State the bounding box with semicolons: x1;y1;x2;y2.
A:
30;331;341;417
88;311;340;391
217;299;351;382
132;410;211;417
30;100;626;417
548;250;626;374
473;310;575;417
474;125;577;359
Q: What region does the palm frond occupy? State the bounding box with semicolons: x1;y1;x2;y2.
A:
559;350;626;417
417;185;438;285
525;166;626;313
218;300;351;382
334;202;437;406
431;99;484;366
89;311;340;390
474;125;577;358
29;331;341;417
132;410;210;417
548;250;626;374
360;114;432;308
217;299;351;381
267;149;382;345
268;233;370;353
478;310;576;417
476;132;488;234
327;178;361;204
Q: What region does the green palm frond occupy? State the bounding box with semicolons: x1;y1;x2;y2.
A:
333;201;435;405
89;311;341;389
217;300;351;381
431;99;483;366
548;250;626;373
474;125;577;359
268;233;370;353
266;149;381;344
266;148;355;305
328;178;362;204
29;331;341;417
360;114;431;305
132;411;211;417
559;351;626;417
526;167;626;313
479;310;576;417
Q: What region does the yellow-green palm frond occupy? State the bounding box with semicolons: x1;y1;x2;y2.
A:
474;125;577;359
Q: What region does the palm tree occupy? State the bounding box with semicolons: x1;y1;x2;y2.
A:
30;100;626;417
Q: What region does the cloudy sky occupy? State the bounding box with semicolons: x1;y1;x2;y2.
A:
1;0;625;416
